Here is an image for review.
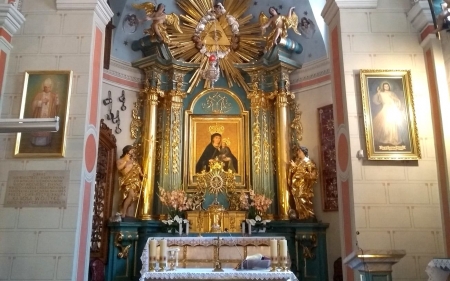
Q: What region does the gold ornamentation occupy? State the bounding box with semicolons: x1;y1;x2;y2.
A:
202;92;232;113
155;106;163;175
262;110;270;174
296;233;317;259
259;7;301;53
114;232;131;259
164;102;171;175
208;123;225;135
171;105;181;174
131;99;142;139
168;0;264;93
252;110;261;174
132;2;183;44
290;102;303;145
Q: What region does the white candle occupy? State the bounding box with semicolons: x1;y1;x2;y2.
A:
269;239;278;259
159;239;167;262
186;222;189;235
280;239;288;258
149;239;157;261
241;222;245;235
248;222;251;234
178;223;182;235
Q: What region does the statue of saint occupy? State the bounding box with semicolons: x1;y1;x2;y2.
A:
288;146;318;220
117;145;143;218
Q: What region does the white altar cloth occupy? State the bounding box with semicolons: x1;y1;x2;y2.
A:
426;258;450;281
140;268;298;281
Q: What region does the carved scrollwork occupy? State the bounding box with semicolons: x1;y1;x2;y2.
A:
114;232;131;259
296;233;317;259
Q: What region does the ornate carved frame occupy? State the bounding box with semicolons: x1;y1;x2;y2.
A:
90;119;117;262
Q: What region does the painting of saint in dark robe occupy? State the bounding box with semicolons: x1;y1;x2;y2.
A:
195;133;238;173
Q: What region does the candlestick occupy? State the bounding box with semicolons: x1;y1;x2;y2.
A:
279;239;288;271
178;223;182;235
159;239;167;271
149;238;157;269
248;222;251;235
186;222;189;235
270;239;278;272
241;222;245;235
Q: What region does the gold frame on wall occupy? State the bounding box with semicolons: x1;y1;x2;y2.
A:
360;69;421;160
183;88;250;191
15;70;73;157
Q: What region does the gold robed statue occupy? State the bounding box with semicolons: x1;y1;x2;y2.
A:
288;145;318;220
259;6;301;53
117;145;144;218
132;2;182;44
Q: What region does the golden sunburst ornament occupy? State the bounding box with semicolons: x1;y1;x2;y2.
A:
169;0;264;93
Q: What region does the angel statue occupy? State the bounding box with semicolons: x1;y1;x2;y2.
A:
132;2;182;44
259;6;301;53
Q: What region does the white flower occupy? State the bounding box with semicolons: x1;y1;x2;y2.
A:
246;219;256;226
262;219;271;224
162;220;168;224
173;215;182;224
183;219;189;224
167;219;174;225
255;215;261;222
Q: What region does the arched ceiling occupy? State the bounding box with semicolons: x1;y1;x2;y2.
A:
109;0;327;65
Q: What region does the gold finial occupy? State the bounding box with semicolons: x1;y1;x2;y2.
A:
208;123;224;135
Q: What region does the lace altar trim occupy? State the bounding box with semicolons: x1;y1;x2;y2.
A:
140;268;298;281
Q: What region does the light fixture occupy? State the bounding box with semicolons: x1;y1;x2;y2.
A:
0;117;60;133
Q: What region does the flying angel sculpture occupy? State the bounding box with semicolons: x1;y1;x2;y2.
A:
260;6;301;53
132;3;182;44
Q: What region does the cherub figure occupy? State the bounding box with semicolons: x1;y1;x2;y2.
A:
298;17;316;39
132;2;183;44
433;0;450;34
260;6;301;53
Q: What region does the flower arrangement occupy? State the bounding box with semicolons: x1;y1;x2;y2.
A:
158;186;192;233
239;190;272;231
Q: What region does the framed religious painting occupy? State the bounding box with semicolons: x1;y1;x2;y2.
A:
184;115;249;191
360;69;421;160
15;70;73;157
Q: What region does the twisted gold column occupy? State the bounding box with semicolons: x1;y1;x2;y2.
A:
274;73;292;220
139;79;161;220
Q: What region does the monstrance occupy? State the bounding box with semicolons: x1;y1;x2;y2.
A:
196;158;236;232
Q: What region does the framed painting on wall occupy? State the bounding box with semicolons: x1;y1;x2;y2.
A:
184;115;249;191
360;69;421;160
15;70;73;157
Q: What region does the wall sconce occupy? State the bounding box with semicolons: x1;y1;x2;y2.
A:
0;117;59;133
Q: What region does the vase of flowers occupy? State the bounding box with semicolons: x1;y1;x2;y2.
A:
239;190;272;232
158;186;192;234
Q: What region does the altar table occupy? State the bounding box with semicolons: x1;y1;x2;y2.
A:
139;268;298;281
425;258;450;281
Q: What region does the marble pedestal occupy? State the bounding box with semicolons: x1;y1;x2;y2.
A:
343;250;406;281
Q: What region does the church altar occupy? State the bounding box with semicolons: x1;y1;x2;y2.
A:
425;258;450;281
105;1;331;281
139;268;298;281
140;237;290;271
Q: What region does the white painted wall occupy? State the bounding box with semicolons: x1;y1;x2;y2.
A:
292;80;341;280
0;0;108;279
339;2;443;280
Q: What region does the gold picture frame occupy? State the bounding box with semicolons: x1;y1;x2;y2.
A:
15;70;73;157
184;115;249;191
360;69;421;160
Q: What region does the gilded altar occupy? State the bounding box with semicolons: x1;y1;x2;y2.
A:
186;210;246;233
